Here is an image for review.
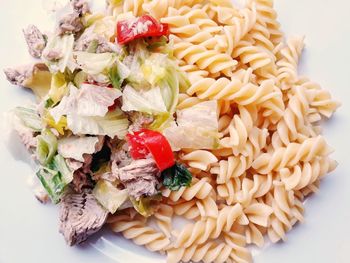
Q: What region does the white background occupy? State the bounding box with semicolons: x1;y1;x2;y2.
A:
0;0;349;263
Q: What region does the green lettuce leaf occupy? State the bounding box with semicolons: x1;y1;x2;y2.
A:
13;106;42;132
36;129;58;165
93;180;128;214
74;51;117;75
130;194;162;217
36;155;73;203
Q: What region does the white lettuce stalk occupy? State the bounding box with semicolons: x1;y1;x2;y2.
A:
93;180;128;214
163;101;220;150
58;136;101;162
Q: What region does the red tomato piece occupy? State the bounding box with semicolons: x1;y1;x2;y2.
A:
126;129;175;171
116;15;169;45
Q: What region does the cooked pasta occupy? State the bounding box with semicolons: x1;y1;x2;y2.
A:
103;0;339;262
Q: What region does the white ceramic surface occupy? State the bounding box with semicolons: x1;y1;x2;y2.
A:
0;1;349;263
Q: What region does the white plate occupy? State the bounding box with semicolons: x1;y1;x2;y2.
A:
0;1;350;263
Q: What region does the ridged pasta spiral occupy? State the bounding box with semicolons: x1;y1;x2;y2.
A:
162;177;213;202
109;214;171;251
265;184;304;243
277;36;305;86
252;135;333;174
174;204;243;248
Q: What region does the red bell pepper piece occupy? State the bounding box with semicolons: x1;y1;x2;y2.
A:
116;15;169;45
126;129;175;171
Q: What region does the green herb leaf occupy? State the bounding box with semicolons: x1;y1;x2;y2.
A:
162;162;192;191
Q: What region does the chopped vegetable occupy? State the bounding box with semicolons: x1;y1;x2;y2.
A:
13;107;42;132
161;162;192;191
36;166;65;204
116;15;169;45
36;129;58;165
163;101;220;150
74;51;117;75
36;155;73;204
126;129;175;171
93;180;128;213
130;194;162;217
58;136;100;162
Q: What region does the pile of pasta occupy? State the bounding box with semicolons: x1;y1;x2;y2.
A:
107;0;340;262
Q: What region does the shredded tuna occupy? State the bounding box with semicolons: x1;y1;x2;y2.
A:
58;12;84;36
72;0;90;15
18;130;37;150
43;49;63;61
128;112;154;132
23;25;47;58
72;170;92;193
66;158;84;171
75;32;116;53
3;63;48;87
59;188;108;246
109;141;132;167
113;158;160;200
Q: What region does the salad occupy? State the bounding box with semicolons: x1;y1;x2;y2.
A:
4;0;219;246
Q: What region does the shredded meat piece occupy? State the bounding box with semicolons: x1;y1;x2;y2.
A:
3;63;48;87
23;25;46;58
59;188;108;246
75;33;115;53
72;170;92;193
113;159;160;200
58;12;84;36
72;0;90;15
128;112;154;132
43;49;62;61
18;130;37;149
110;141;132;168
66;158;84;171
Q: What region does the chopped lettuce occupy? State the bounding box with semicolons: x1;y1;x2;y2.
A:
73;71;88;88
130;194;162;217
13;106;42;132
74;51;117;75
93;180;128;213
36;154;73;204
43;34;75;73
121;85;168;114
67;110;129;138
36;129;58;165
108;59;130;89
76;83;122;116
58;136;100;162
43;112;67;135
36;167;65;204
50;83;122;122
49;72;68;104
24;64;52;99
51;154;74;185
163;101;220;150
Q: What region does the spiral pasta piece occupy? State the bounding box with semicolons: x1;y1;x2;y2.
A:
266;184;304;243
252;135;333;174
162;177;213;202
174;204;243;248
154;204;174;237
109;214;171;252
171;35;238;76
280;157;338;191
277;36;305;86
